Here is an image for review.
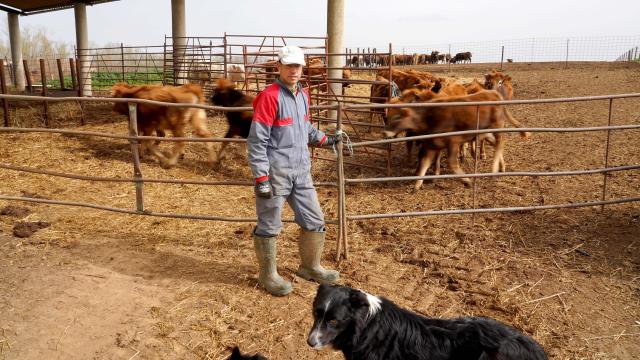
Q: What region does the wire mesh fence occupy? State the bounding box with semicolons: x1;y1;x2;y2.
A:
348;35;640;64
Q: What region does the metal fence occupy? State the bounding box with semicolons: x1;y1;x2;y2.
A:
1;92;639;261
349;35;640;65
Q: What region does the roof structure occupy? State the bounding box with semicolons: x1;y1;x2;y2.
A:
0;0;119;15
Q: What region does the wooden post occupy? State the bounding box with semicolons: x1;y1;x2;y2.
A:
56;59;66;90
0;64;10;127
23;60;33;92
128;103;145;212
39;59;50;127
69;58;77;91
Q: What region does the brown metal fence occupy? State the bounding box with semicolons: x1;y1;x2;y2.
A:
1;90;639;262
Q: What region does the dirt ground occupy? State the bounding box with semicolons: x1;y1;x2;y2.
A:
1;61;639;360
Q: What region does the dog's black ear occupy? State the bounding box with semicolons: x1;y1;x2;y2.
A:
348;289;369;309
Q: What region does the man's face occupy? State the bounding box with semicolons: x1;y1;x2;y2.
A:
277;62;303;87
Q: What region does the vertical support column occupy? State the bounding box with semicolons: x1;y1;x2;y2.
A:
601;99;613;210
74;3;91;96
39;59;50;127
172;0;186;85
500;45;504;70
327;0;344;121
8;12;25;91
0;64;10;126
128;103;145;212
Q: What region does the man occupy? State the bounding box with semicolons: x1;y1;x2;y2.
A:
247;45;339;296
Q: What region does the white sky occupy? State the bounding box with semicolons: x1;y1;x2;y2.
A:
12;0;640;49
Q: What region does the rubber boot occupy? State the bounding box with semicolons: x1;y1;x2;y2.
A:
253;233;293;296
296;229;340;284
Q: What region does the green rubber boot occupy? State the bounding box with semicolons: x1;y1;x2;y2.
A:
296;229;340;284
253;233;293;296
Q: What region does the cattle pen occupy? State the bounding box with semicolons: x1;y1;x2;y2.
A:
1;91;639;261
1;61;640;359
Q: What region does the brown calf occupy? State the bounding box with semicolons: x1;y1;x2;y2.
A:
384;90;528;189
111;83;215;168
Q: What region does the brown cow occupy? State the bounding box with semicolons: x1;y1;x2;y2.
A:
484;69;514;100
384;90;529;189
210;78;254;164
111;83;215;168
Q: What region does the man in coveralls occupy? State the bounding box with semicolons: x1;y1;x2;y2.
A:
247;45;339;296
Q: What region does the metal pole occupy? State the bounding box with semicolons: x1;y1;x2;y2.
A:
335;102;348;261
387;43;393;176
0;64;9;127
565;39;569;70
448;44;451;73
500;45;504;70
472;105;480;225
128;103;145;212
39;59;50;127
601;99;613;210
243;45;249;91
121;43;125;83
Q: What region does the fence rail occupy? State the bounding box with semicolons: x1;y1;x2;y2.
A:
0;92;639;261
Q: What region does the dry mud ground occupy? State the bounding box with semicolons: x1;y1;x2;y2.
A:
1;61;639;359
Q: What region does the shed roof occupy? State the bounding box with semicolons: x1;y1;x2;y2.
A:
0;1;119;15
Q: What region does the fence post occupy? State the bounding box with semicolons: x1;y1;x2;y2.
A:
448;44;451;73
336;101;348;261
121;43;125;83
472;105;480;225
39;59;50;127
128;103;145;212
0;64;10;127
69;58;77;91
23;60;33;92
601;98;613;210
75;55;85;125
565;39;569;70
500;45;504;70
56;59;65;90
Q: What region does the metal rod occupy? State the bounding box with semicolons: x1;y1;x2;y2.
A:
0;195;338;225
121;43;125;83
0;163;337;187
601;98;614;210
347;197;640;221
500;45;504;71
345;164;640;183
336;101;346;261
128;103;145;212
472;105;480;225
39;59;50;127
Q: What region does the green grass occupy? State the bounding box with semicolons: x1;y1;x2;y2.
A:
91;71;165;89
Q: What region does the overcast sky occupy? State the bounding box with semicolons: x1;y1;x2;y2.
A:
12;0;640;48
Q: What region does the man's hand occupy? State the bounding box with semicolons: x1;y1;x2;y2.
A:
322;134;340;147
255;180;273;199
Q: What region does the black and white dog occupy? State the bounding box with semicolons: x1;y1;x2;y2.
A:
308;284;547;360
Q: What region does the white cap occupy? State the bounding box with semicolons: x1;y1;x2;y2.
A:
278;45;306;66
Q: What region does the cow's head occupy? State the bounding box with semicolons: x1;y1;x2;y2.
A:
383;98;419;138
111;83;136;115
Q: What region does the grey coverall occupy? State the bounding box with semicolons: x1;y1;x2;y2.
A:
248;79;329;237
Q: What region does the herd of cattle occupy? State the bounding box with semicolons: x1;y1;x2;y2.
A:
110;61;526;190
349;51;472;67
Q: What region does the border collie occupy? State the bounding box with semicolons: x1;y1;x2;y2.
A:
228;346;267;360
308;284;547;360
